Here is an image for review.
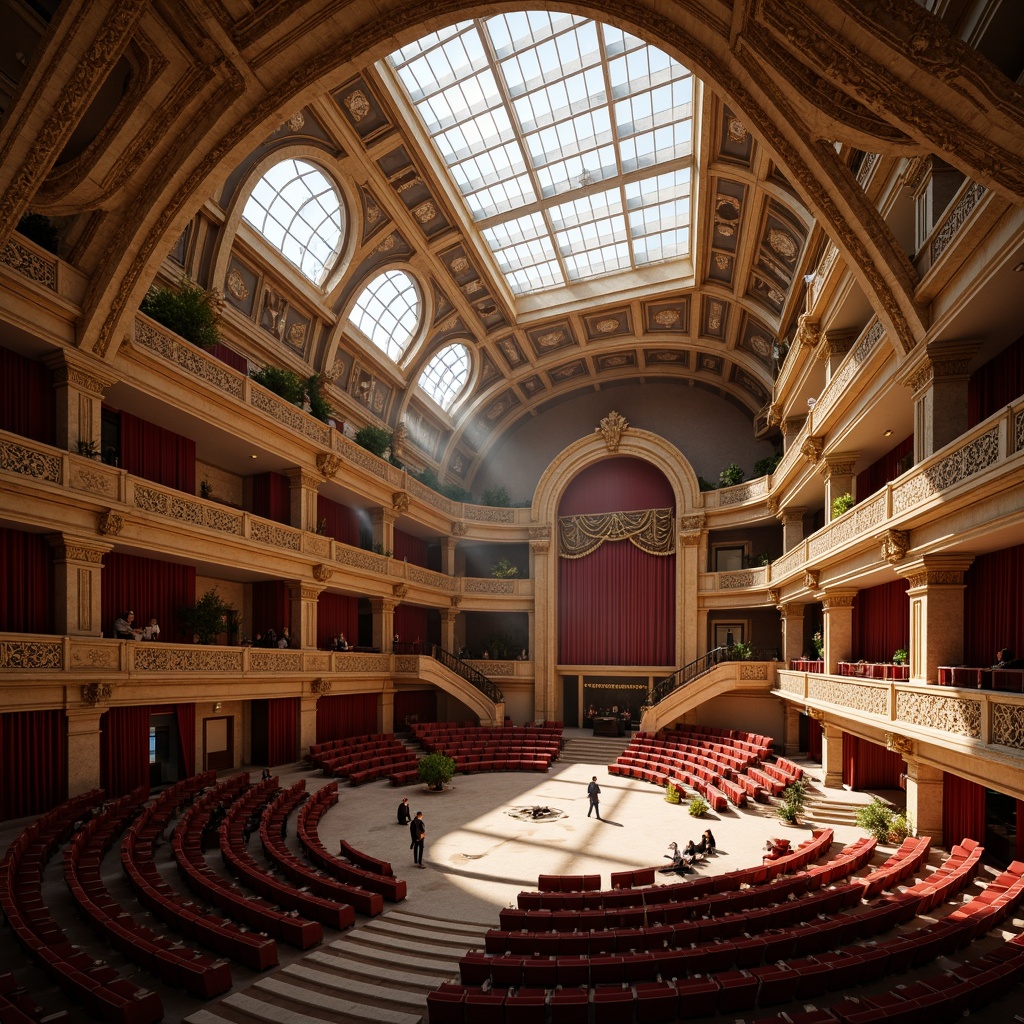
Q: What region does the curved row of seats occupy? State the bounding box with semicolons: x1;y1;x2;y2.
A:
0;970;69;1024
65;788;233;999
313;733;420;785
409;722;562;777
0;788;164;1024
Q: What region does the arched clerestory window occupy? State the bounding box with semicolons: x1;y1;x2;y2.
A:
418;343;470;410
349;269;421;361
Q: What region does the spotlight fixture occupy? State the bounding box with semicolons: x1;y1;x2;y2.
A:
883;429;893;437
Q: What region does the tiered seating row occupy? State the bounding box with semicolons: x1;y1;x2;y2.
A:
858;835;932;899
120;773;279;972
0;788;164;1024
0;971;69;1024
410;722;562;775
312;733;420;785
268;781;397;907
65;788;232;999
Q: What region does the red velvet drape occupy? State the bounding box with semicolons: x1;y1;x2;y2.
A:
842;733;904;790
317;592;359;648
100;705;151;797
1018;801;1024;861
394;690;437;727
0;710;67;821
252;580;290;638
558;458;675;666
943;771;986;846
394;605;429;646
852;580;909;663
855;434;914;499
317;495;360;545
119;410;196;493
393;528;429;567
267;697;298;766
969;334;1023;427
0;527;53;634
211;343;248;374
175;703;195;778
807;715;822;762
101;552;195;643
0;346;55;445
315;693;379;743
251;472;291;525
963;544;1024;666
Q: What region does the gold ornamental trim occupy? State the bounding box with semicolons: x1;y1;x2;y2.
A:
559;507;675;559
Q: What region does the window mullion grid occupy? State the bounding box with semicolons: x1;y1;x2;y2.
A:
599;25;633;273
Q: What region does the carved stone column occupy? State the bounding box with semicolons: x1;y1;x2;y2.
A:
820;328;857;379
379;681;394;734
48;534;113;636
820;720;844;788
371;598;397;655
371;507;396;556
679;513;705;666
529;526;553;721
299;693;320;754
781;417;805;453
778;507;806;553
286;469;321;533
44;353;116;454
286;582;323;650
439;533;460;576
901;752;944;846
819;452;860;520
899;556;974;683
67;706;106;796
820;591;857;674
783;702;802;756
910;157;966;254
778;602;807;665
900;339;982;462
440;606;459;654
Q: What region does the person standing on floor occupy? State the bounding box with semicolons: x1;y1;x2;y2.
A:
410;811;426;867
397;797;411;826
587;776;602;819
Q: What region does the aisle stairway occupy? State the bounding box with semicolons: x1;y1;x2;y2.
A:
184;907;486;1024
558;733;633;765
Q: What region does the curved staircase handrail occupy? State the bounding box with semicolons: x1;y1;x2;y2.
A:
427;644;505;703
645;647;729;708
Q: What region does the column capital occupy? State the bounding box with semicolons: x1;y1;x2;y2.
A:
820;590;857;609
898;338;983;395
370;598;398;615
818;452;861;480
284;467;322;491
47;533;113;562
778;506;806;524
287;581;325;602
372;507;397;528
898;554;975;589
44;350;118;395
819;327;858;361
529;525;551;553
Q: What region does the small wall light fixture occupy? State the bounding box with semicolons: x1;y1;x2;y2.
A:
212;702;222;712
883;429;893;437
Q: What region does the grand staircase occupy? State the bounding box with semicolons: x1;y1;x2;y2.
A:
557;733;634;765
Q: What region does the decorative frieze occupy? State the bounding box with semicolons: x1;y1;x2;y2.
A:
778;674;804;694
335;547;388;573
465;579;515;594
880;529;911;564
891;428;999;514
134;647;241;672
896;690;980;738
249;650;302;671
334;654;390;672
1;235;57;289
464;506;516;523
70;644;119;669
1015;409;1024;454
72;462;117;496
81;682;113;706
407;566;457;591
720;571;760;589
808;677;887;716
930;182;987;263
990;703;1024;751
135;318;245;399
1;639;64;669
740;663;768;680
1;438;63;483
135;485;245;536
340;440;390;479
250;520;301;550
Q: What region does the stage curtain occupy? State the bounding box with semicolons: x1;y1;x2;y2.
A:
119;409;196;493
267;697;298;766
855;434;913;499
394;690;437;728
964;544;1024;666
251;471;291;525
842;733;904;790
0;710;67;820
807;715;822;762
175;703;196;778
943;772;986;845
852;579;909;663
211;342;248;374
252;580;290;639
1017;801;1024;861
395;605;429;646
100;705;151;797
316;693;379;743
0;346;55;445
101;552;195;643
317;592;359;648
0;527;53;634
394;528;429;567
317;495;359;545
969;334;1023;426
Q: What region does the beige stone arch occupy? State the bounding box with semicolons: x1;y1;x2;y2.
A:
528;417;704;721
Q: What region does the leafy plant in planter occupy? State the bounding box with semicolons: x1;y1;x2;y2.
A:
75;440;101;460
249;365;306;405
888;810;913;843
727;640;753;660
200;480;214;499
892;648;908;665
664;783;682;805
179;589;236;645
688;795;709;817
481;485;511;507
753;451;782;477
305;372;333;424
354;425;393;459
490;558;519;579
811;631;824;659
719;463;745;487
140;276;221;349
417;751;457;791
777;779;808;825
855;797;899;842
697;475;717;492
831;492;855;519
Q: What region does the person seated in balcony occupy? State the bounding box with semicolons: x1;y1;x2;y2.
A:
141;617;160;641
113;610;139;640
264;628;277;648
994;648;1024;669
277;627;291;648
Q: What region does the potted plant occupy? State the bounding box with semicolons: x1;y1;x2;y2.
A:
417;751;456;791
892;648;908;665
140;276;222;349
688;795;709;817
811;631;824;659
305;372;333;423
490;558;519;579
831;492;855;519
249;365;306;405
727;640;753;660
776;778;807;826
200;480;214;499
718;463;745;487
855;797;899;842
664;783;682;805
179;589;236;645
481;485;511;507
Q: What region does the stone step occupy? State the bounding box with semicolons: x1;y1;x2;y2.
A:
558;735;634;763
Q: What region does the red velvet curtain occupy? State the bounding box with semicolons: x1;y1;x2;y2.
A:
807;715;822;762
0;346;55;445
394;528;429;567
211;342;248;374
558;458;675;666
101;552;195;643
842;733;904;790
251;472;291;525
969;334;1023;426
1017;801;1024;861
855;434;913;499
395;605;429;646
852;580;909;663
175;703;195;778
315;693;379;743
0;710;67;820
267;697;298;766
252;580;290;639
100;705;151;797
317;592;359;648
119;410;196;493
395;690;437;727
0;527;53;634
964;544;1024;666
317;495;360;545
943;771;986;846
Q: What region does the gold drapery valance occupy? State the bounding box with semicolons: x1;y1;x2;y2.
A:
558;507;675;559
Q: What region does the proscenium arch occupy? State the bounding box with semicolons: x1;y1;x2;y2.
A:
8;2;1020;362
529;421;704;722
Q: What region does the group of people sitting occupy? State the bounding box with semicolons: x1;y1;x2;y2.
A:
660;829;716;873
251;628;292;648
995;647;1024;669
112;610;160;640
330;633;352;651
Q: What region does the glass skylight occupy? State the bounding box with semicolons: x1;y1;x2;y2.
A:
242;159;343;285
349;270;420;361
387;14;695;296
419;343;471;410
